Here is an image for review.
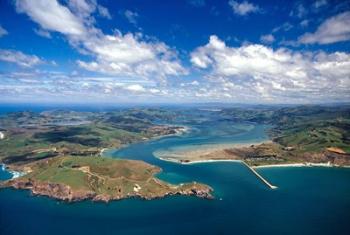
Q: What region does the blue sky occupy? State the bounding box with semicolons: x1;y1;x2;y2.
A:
0;0;349;104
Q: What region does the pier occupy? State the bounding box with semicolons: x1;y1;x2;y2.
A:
242;161;278;189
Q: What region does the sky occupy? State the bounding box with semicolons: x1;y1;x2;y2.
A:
0;0;349;104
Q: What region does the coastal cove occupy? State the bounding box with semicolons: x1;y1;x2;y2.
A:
0;106;350;235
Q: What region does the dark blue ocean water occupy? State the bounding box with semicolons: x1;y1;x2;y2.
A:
0;105;350;235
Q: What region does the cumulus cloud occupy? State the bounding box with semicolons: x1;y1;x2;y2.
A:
0;49;43;67
15;0;187;80
299;11;350;44
190;35;350;102
228;0;259;16
76;32;187;78
0;25;8;37
260;34;275;44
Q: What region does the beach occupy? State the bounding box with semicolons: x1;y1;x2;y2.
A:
253;162;350;168
154;141;270;163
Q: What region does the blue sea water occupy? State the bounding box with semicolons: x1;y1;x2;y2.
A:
0;105;350;235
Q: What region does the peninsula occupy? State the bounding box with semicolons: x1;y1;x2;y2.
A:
0;108;213;201
2;156;212;202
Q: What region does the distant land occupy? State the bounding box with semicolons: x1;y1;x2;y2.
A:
156;105;350;167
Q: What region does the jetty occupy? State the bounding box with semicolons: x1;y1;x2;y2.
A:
242;161;278;189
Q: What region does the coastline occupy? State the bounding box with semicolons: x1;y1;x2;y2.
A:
253;162;350;169
1;164;26;179
153;138;350;169
157;157;350;169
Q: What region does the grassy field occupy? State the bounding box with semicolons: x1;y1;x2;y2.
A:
271;116;350;154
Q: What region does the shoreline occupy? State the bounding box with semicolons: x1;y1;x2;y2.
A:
157;157;350;169
154;140;270;160
0;164;26;179
253;162;350;169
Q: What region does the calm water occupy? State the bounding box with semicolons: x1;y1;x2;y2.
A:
1;106;350;235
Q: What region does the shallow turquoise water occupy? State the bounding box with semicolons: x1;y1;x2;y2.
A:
1;109;350;235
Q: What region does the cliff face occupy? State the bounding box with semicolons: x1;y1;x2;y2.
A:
3;177;213;203
6;178;96;201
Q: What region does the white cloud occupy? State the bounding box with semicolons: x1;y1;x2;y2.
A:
76;32;187;78
16;0;86;36
15;0;187;80
260;34;275;44
149;88;160;94
34;28;52;38
191;80;200;86
190;35;350;102
228;0;259;16
299;11;350;44
68;0;111;19
272;22;293;33
124;10;138;25
0;49;43;67
0;25;8;37
1;70;168;102
125;84;145;92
